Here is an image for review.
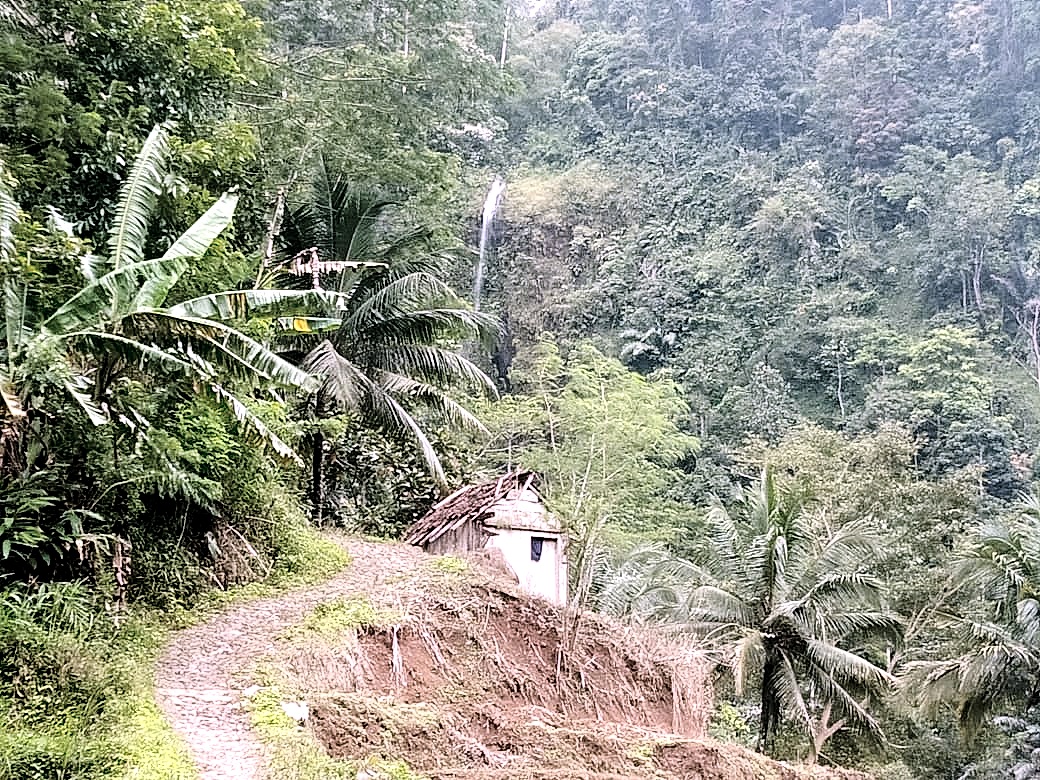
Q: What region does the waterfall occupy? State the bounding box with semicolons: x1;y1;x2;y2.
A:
473;175;506;311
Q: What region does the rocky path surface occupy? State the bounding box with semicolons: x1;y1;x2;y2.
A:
153;536;427;780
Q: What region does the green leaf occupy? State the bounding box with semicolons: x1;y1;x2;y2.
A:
107;125;169;269
2;539;10;559
160;192;239;261
41;256;189;335
168;289;346;321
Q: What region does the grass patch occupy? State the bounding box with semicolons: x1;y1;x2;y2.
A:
270;526;354;587
290;596;398;642
107;617;197;780
246;675;354;780
0;607;196;780
246;670;427;780
428;555;467;575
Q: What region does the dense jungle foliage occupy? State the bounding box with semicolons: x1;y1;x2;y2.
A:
4;0;1040;776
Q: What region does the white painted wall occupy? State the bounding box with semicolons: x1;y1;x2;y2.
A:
484;528;567;606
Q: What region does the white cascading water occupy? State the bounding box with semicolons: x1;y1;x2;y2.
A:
472;175;506;311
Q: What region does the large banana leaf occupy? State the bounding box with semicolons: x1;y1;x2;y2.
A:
107;125;168;269
0;164;17;265
41;256;189;335
160;192;239;262
274;316;342;334
208;382;302;464
63;375;108;426
123;310;317;391
168;289;346;321
64;331;196;375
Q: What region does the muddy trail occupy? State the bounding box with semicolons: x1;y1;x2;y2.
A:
155;536;868;780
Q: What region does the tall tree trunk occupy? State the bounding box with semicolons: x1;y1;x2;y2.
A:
972;245;986;326
758;651;779;754
808;701;846;765
310;430;325;526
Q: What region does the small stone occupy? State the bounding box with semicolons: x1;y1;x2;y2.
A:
281;700;308;724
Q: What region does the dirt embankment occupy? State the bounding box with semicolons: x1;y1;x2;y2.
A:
270;544;868;780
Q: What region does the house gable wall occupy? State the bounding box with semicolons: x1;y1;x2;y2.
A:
484;528;567;606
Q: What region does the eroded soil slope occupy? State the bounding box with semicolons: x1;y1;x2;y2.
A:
267;543;868;780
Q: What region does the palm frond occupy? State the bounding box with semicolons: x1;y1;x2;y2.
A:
808;519;885;575
350;271;461;322
809;664;886;739
805;638;895;690
377;372;488;434
371;343;497;395
810;609;902;643
955;521;1034;614
107;125;168;269
345;239;438;301
357;308;501;348
160;192;239;261
772;650;813;733
732;631;764;695
304;341;450;485
801;571;887;611
364;387;447;487
302;339;368;409
681;584;752;628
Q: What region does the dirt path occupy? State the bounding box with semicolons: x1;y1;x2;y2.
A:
153;536;427;780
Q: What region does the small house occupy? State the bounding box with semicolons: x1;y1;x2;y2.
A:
403;471;568;606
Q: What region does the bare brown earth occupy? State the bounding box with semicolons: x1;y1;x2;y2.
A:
155;536;869;780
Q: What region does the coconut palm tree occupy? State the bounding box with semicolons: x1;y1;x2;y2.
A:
1;126;329;468
907;490;1040;737
601;467;899;760
269;164;500;523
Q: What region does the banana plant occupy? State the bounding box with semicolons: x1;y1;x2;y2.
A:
0;127;331;463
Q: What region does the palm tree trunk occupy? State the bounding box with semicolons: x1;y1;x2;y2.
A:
758;651;779;754
310;430;325;526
